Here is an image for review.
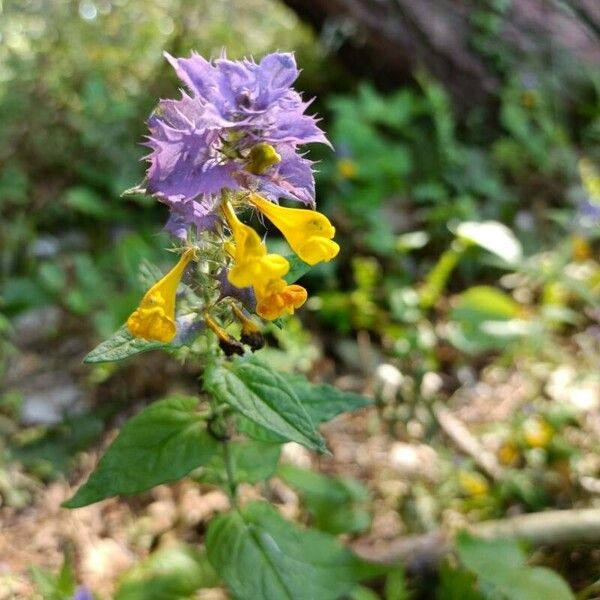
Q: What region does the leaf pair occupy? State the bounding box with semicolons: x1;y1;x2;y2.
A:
65;358;371;508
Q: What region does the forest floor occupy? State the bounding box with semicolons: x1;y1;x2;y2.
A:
1;306;600;599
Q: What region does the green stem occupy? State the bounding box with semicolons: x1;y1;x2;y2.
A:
419;239;469;310
222;439;238;507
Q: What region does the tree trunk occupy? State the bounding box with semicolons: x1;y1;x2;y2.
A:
283;0;600;110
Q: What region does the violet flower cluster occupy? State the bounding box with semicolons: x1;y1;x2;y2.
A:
145;51;329;237
126;51;338;343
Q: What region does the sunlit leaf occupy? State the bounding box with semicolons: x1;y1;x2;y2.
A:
456;220;522;264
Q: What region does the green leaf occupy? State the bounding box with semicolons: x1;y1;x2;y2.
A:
237;373;370;446
29;554;77;600
197;440;281;486
30;566;60;599
453;286;522;321
456;532;574;600
206;501;363;600
84;325;169;364
284;373;372;425
237;415;288;444
449;286;527;353
349;586;381;600
64;396;217;508
284;254;311;284
115;545;219;600
204;357;327;453
278;464;371;534
436;562;483;600
64;186;112;219
384;568;409;600
502;567;574;600
457;532;525;577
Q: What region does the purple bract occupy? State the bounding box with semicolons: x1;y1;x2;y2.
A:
144;51;329;236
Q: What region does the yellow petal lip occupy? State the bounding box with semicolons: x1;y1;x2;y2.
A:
222;201;290;290
255;278;308;321
249;193;339;266
127;248;194;343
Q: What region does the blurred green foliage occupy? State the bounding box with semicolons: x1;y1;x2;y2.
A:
0;0;320;338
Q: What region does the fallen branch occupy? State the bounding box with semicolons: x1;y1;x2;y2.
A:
433;401;504;480
353;508;600;569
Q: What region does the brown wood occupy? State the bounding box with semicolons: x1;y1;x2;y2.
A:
283;0;600;110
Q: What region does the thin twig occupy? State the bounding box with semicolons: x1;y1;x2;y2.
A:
433;401;504;480
353;508;600;570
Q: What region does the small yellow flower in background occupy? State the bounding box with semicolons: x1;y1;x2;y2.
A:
222;201;289;289
127;248;194;343
337;158;358;179
579;158;600;203
572;234;592;262
522;416;553;449
498;440;520;467
255;278;308;320
520;90;538;109
246;143;282;175
458;470;490;497
250;194;339;266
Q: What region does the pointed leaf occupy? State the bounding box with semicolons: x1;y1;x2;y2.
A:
204;357;326;453
284;373;372;424
237;373;371;444
84;325;168;363
64;396;217;507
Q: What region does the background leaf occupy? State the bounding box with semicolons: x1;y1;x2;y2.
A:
284;254;311;284
456;532;574;600
115;545;219;600
278;464;371;534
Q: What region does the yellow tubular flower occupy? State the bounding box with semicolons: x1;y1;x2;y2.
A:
127;248;194;343
222;201;289;289
250;194;340;266
255;278;308;321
